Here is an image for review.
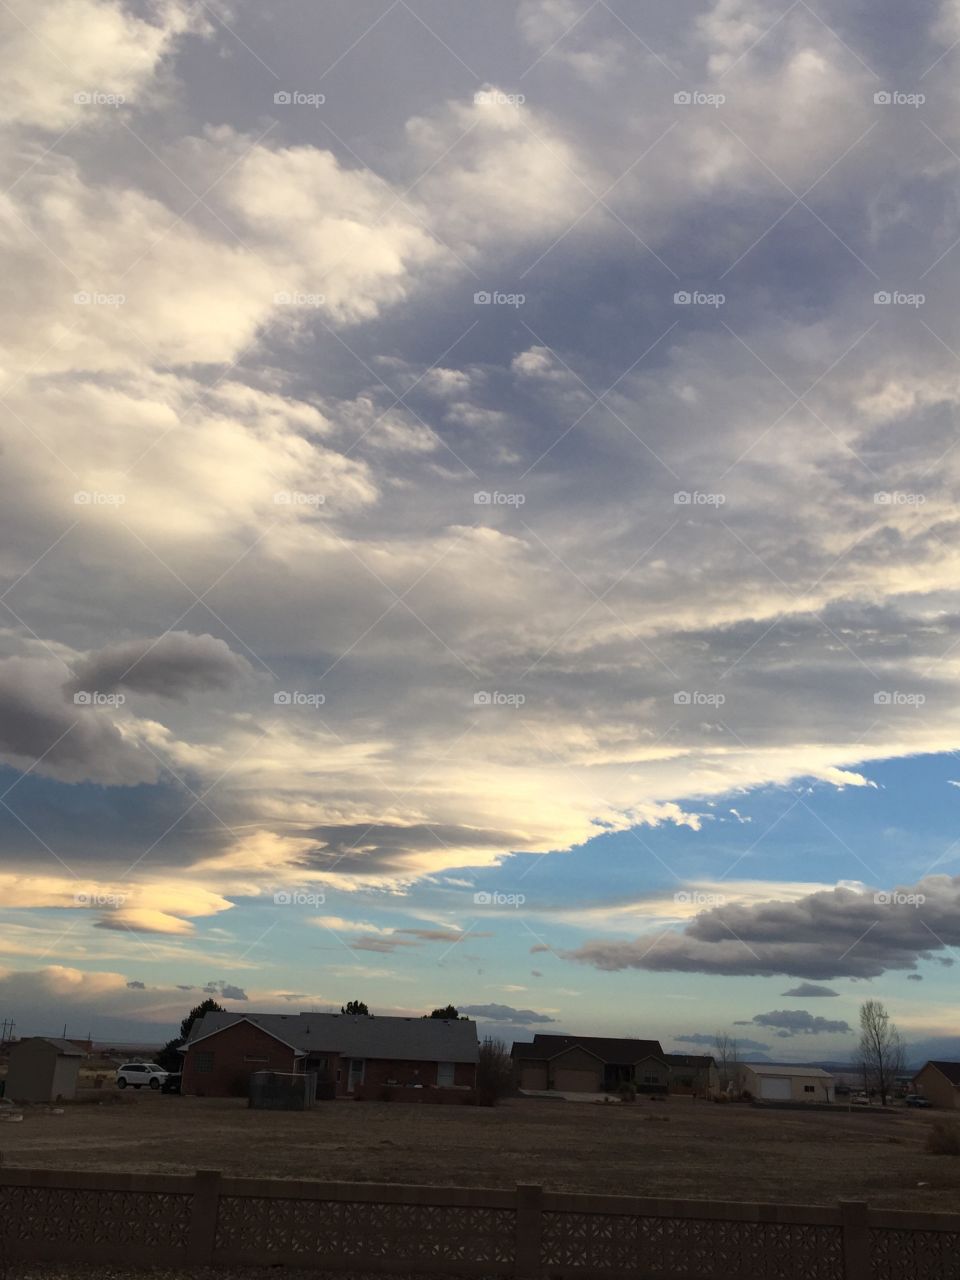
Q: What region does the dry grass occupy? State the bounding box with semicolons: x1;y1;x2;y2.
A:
0;1091;958;1211
925;1120;960;1155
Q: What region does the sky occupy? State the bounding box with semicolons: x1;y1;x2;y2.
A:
1;0;960;1062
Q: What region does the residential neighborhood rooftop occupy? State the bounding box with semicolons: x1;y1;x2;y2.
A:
512;1033;667;1062
185;1011;480;1062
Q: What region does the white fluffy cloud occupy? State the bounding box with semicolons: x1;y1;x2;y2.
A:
2;0;960;1032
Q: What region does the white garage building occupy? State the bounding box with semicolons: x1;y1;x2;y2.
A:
741;1063;835;1103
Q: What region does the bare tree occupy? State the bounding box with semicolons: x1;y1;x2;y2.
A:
714;1031;740;1094
857;999;905;1107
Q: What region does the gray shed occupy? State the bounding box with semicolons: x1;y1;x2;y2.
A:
6;1037;83;1102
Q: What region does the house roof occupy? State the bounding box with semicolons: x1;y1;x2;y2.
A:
513;1033;667;1065
14;1037;83;1056
665;1053;717;1069
742;1063;834;1079
921;1060;960;1085
184;1011;480;1063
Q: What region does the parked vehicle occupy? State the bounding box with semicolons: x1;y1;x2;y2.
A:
116;1063;168;1090
160;1073;182;1095
904;1094;931;1108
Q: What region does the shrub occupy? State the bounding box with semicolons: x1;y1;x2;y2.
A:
476;1036;514;1103
926;1122;960;1155
619;1082;637;1103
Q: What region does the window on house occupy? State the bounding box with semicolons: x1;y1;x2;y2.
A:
803;1084;815;1093
642;1073;661;1085
196;1051;214;1074
438;1062;455;1087
243;1055;269;1063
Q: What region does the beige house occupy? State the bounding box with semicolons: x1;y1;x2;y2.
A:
5;1037;83;1102
740;1063;834;1103
512;1034;670;1094
912;1061;960;1107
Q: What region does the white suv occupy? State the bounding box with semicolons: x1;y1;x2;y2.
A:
116;1062;168;1090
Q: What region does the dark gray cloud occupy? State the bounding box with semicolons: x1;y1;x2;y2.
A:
564;878;960;980
0;657;157;786
342;927;493;954
304;824;520;877
674;1033;770;1052
781;984;840;998
67;632;250;700
735;1010;851;1037
458;1003;555;1024
125;980;145;989
202;981;248;1001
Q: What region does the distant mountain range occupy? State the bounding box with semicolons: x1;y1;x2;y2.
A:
741;1037;960;1073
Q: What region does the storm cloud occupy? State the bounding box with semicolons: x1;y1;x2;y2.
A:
67;632;251;700
564;879;960;980
735;1010;852;1037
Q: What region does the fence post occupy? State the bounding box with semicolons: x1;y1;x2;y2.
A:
839;1201;870;1280
187;1169;222;1264
515;1183;543;1278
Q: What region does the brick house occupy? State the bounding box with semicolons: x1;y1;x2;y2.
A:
913;1060;960;1108
180;1011;479;1098
511;1034;671;1093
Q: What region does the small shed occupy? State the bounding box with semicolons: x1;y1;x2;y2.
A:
6;1037;83;1102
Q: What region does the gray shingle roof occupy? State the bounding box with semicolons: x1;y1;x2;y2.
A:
16;1037;84;1056
186;1011;479;1063
924;1060;960;1085
513;1033;667;1064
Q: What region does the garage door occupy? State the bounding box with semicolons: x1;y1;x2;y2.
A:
554;1068;600;1092
520;1064;548;1091
759;1076;791;1100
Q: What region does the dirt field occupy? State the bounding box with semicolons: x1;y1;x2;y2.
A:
2;1091;959;1212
